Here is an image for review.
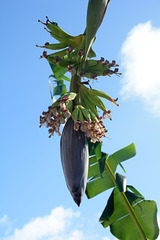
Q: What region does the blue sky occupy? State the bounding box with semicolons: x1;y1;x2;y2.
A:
1;0;160;239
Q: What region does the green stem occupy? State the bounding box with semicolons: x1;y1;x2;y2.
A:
105;161;147;240
69;74;81;106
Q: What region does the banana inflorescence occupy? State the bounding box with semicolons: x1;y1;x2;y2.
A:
38;1;120;208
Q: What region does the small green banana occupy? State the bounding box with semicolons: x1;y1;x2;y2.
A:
87;59;98;67
89;62;107;72
46;18;74;42
80;97;88;110
84;71;94;79
79;109;85;122
37;42;69;50
88;88;119;106
38;19;64;42
41;49;68;61
81;108;91;121
38;18;85;51
71;107;79;121
70;35;84;49
76;65;93;79
66;101;73;113
78;82;107;112
89;110;98;122
47;55;73;67
87;94;106;111
78;83;98;115
80;89;98;116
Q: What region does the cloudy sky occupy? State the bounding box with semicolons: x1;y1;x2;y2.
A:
1;0;160;239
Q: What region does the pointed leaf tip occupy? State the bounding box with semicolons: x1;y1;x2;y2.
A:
85;0;110;60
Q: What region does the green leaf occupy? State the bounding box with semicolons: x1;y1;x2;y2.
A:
116;173;126;192
119;162;126;173
49;63;69;96
111;200;159;240
49;74;56;79
87;160;101;180
87;153;108;180
61;84;67;95
62;75;70;82
89;155;97;165
88;47;96;58
86;155;114;198
49;62;57;72
88;139;95;156
125;190;144;206
109;143;136;163
99;189;114;222
107;143;136;172
53;86;60;96
53;66;67;81
95;142;102;160
127;185;144;198
86;173;115;198
86;141;159;239
99;153;107;176
50;78;67;97
86;143;136;198
100;188;159;239
100;187;127;228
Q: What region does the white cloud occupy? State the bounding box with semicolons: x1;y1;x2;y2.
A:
66;230;84;240
120;21;160;117
1;207;80;240
0;215;15;236
0;207;112;240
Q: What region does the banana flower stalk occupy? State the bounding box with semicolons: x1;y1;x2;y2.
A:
60;117;89;206
38;0;120;206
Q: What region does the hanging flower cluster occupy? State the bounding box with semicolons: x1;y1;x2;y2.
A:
72;108;112;143
39;95;72;138
74;119;107;143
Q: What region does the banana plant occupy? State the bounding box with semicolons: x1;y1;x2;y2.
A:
38;0;159;239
